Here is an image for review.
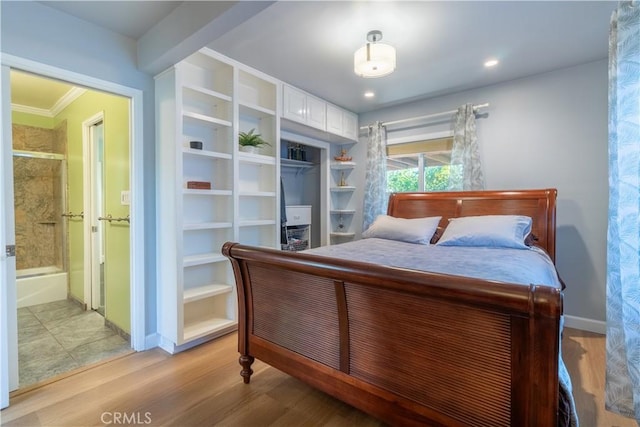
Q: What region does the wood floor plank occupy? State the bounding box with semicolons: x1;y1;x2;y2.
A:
2;328;637;427
562;328;636;427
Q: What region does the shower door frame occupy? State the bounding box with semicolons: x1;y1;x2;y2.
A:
1;55;148;405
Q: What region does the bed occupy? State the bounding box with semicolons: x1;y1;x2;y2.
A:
222;189;575;427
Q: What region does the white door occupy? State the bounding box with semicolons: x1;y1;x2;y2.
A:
1;64;18;408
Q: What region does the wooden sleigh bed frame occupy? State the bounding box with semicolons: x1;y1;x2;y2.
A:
222;189;562;426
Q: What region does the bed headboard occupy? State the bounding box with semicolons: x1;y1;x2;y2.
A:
387;189;557;262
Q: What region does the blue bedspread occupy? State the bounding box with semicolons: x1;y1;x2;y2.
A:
306;238;578;426
307;237;561;288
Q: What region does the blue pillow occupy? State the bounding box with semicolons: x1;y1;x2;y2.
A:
362;215;442;245
435;215;532;249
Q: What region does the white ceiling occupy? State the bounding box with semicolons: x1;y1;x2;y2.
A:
38;1;182;39
15;1;616;115
209;1;615;113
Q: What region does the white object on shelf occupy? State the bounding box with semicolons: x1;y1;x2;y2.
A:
286;205;311;226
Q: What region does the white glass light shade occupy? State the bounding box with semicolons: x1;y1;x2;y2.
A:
354;42;396;78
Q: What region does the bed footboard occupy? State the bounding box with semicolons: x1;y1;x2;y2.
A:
222;242;562;427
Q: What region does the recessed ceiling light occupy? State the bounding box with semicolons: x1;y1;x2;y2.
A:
484;59;499;68
364;91;375;98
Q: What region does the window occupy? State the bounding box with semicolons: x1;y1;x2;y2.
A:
386;136;461;193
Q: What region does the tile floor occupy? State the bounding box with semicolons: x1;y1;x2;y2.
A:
17;299;132;388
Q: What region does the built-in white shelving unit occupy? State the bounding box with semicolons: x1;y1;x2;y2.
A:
156;48;279;353
156;46;361;352
330;152;357;242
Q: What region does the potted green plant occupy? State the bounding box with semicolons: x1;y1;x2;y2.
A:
239;128;271;154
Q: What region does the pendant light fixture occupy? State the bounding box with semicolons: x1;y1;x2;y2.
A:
354;30;396;78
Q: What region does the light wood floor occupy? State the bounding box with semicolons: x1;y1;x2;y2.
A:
1;328;636;427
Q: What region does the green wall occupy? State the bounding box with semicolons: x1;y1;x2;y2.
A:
12;111;55;129
55;91;131;333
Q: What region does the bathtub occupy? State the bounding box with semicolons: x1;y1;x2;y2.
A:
17;266;68;308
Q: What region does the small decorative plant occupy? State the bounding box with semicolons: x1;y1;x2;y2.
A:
239;129;271;150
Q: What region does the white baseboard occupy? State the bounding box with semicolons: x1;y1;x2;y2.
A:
564;315;606;334
144;333;160;351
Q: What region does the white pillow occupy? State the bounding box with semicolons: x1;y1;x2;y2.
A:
435;215;532;249
362;215;442;245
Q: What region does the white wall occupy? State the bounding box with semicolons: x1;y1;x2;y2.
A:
357;60;608;329
1;1;158;336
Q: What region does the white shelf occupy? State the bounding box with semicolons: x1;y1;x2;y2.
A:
183;318;237;342
182;83;232;103
330;186;356;192
182;148;232;160
238;152;276;165
331;210;356;214
183;284;233;304
239;102;276;118
281;158;315;169
183;222;232;231
183;253;227;267
239;190;276;197
183;189;233;196
239;219;276;227
183;111;232;128
330;232;356;237
331;161;356;169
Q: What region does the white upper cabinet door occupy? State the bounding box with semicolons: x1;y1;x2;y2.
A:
283;84;306;123
282;83;358;141
342;111;359;141
326;104;343;135
306;95;326;131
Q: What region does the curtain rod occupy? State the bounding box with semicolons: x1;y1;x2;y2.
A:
360;102;489;131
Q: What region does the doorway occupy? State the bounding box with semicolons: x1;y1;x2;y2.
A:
10;71;132;388
280;131;330;248
1;55;146;405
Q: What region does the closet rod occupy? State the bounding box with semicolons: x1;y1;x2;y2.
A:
360;102;489;130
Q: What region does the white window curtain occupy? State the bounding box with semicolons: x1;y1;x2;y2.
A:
362;121;387;231
450;103;485;190
606;1;640;422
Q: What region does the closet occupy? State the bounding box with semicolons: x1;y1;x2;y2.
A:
280;140;321;250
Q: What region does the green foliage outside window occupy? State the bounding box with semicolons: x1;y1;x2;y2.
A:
387;165;463;193
387;168;419;192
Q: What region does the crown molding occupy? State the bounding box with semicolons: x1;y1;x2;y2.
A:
11;103;52;117
51;87;87;116
11;87;87;118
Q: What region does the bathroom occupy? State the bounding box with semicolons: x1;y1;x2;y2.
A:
11;70;132;387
